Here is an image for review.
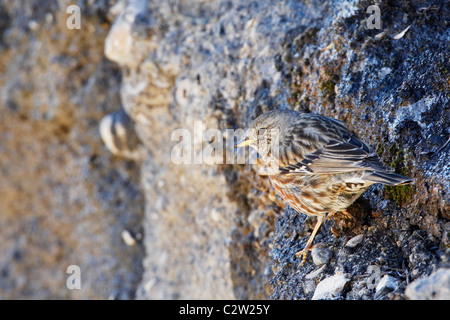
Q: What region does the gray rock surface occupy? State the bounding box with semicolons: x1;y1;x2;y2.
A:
405;268;450;300
0;0;448;300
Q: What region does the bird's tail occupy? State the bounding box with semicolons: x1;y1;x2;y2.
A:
363;171;413;186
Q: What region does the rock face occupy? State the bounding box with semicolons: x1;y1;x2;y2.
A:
0;0;145;299
0;0;448;299
405;268;450;300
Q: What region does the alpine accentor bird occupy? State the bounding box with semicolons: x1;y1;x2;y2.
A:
235;109;412;264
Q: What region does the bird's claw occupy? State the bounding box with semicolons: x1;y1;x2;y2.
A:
295;249;310;266
295;243;319;266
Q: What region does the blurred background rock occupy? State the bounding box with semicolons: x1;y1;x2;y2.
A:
0;0;144;299
0;0;448;299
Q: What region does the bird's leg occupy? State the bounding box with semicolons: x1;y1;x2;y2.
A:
296;215;325;265
341;209;355;221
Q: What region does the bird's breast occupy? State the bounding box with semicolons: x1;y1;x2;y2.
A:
268;172;370;216
268;174;326;217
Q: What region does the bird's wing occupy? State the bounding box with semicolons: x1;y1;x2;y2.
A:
279;115;392;174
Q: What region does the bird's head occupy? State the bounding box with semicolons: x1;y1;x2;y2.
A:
234;109;298;156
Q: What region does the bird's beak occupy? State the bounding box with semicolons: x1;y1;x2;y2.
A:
234;137;256;148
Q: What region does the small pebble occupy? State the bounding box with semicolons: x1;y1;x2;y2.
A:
345;234;364;248
311;247;333;266
28;20;39;31
375;275;399;295
312;274;349;300
303;280;316;296
121;230;137;246
305;264;327;280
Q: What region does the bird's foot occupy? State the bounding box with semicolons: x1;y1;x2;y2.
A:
295;243;319;266
296;215;325;265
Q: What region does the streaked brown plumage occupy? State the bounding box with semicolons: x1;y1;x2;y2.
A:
236;109;412;264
